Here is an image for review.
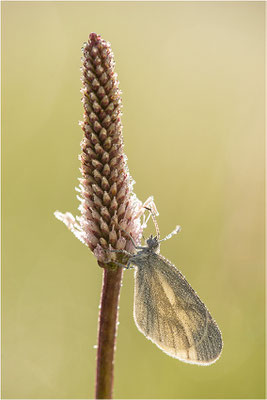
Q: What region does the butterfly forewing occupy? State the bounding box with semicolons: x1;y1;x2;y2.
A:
133;252;223;365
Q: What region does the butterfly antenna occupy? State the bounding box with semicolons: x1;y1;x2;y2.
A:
144;211;151;227
159;225;181;242
144;206;160;239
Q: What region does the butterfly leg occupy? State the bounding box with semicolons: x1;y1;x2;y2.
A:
107;247;134;269
126;260;134;270
119;228;138;249
109;248;133;257
109;261;133;270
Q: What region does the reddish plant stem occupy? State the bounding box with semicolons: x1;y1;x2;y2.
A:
95;267;123;399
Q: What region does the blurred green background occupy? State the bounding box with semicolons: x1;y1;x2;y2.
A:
2;2;265;399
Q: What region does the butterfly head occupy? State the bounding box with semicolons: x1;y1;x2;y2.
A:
146;235;160;252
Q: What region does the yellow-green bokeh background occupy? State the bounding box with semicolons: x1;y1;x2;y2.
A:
2;2;265;399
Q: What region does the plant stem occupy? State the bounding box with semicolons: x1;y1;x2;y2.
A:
95;267;123;399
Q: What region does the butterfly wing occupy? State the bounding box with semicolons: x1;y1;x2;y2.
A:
133;252;223;365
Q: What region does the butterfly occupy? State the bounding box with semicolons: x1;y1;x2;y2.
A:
111;211;223;365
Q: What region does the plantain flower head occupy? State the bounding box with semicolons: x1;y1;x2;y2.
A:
55;33;154;268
